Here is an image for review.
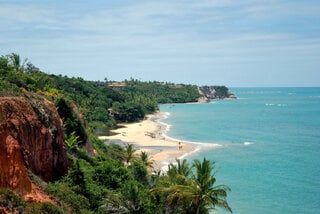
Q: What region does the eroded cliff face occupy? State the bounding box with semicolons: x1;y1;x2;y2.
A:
0;96;70;202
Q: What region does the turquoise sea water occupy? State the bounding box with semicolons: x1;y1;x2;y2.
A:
160;88;320;214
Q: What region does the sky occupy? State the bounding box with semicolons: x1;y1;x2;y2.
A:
1;0;320;87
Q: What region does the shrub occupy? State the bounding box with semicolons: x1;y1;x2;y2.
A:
46;182;90;213
0;188;25;213
93;161;130;189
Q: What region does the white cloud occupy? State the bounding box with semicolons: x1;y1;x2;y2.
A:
0;4;54;23
1;0;319;86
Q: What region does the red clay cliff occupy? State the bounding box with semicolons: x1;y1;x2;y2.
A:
0;96;70;202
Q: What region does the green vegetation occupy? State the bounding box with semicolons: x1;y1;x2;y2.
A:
120;79;201;103
43;141;231;213
0;53;232;213
0;188;63;214
212;86;230;99
152;158;232;213
56;97;88;146
0;53;204;132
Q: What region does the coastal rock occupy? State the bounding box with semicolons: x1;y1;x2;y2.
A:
198;86;236;101
197;96;209;103
0;96;70;202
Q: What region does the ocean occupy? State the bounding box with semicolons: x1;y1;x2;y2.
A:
159;87;320;214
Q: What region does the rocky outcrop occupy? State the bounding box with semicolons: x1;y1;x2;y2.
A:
0;96;70;202
198;86;236;102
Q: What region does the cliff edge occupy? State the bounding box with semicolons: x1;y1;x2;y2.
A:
0;96;70;202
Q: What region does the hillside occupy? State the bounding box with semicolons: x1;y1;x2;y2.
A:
0;53;235;133
0;53;232;213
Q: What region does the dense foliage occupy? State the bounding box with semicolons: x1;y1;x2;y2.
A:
45;137;162;213
0;53;232;213
44;139;232;213
0;53;205;131
152;159;232;214
120;79;201;103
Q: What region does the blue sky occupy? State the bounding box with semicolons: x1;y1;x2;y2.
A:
1;0;320;86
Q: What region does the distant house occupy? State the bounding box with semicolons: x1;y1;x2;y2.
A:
108;82;127;89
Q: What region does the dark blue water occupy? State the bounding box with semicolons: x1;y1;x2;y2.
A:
160;88;320;214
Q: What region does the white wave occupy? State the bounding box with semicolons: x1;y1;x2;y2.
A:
162;112;170;119
163;133;222;148
244;141;254;145
158;122;171;132
160;147;206;173
178;147;201;160
265;103;287;107
209;101;218;104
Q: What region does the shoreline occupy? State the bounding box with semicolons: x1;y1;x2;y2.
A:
99;112;198;171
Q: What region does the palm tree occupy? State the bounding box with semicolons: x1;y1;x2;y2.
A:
123;143;137;166
8;53;27;72
150;159;191;213
167;159;191;185
152;158;232;214
139;151;154;170
169;159;191;177
184;158;232;213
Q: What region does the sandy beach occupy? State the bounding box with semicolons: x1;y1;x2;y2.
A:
99;112;196;171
